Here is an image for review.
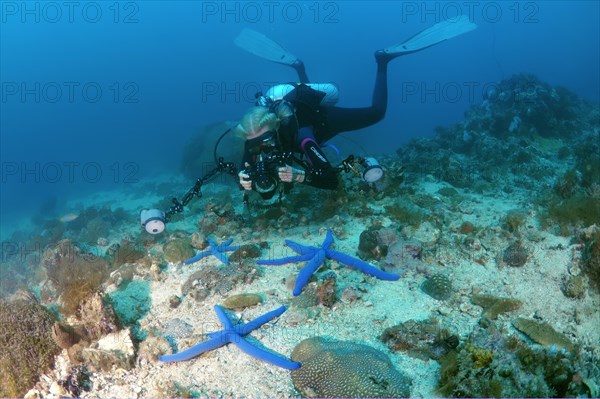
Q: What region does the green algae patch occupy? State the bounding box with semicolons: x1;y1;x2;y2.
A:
222;293;263;309
471;294;523;320
0;299;60;398
512;317;574;352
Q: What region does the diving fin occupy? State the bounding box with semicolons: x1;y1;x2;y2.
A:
381;15;477;58
234;28;299;66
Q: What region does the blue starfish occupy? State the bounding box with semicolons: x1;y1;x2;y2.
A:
159;305;300;369
257;229;400;296
183;237;240;265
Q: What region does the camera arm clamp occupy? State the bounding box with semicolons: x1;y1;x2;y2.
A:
165;157;237;222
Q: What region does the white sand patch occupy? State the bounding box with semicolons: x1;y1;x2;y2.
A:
28;170;599;399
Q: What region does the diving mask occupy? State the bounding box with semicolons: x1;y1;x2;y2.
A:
247;130;279;155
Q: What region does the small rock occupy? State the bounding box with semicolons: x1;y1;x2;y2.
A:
163;239;195;263
82;328;136;371
438;306;452;316
341;286;361;303
502;241;529;267
24;389;43;399
562;275;585;299
163;318;194;340
285;307;311;326
169;295;182;308
222;293;263;310
49;382;68;397
229;244;261;263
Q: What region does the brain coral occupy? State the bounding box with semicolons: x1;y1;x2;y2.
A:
291;336;412;398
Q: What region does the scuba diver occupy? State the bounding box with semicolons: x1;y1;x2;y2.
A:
140;16;476;234
234;16;476;201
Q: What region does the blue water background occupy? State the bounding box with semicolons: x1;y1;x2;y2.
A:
1;1;599;237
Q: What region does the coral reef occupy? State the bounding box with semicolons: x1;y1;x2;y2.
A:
358;227;388;260
110;240;146;267
77;292;120;341
59;366;92;398
380;318;458;360
58;366;92;397
381;237;424;275
437;322;583;397
80;327;136;371
502;241;529;267
561;275;586;299
396;74;598;199
420;273;453;300
163;238;196;263
502;209;528;233
291;271;338;308
291;336;412;398
579;226;600;291
41;239;112;315
0;298;60;398
137;334;171;366
470;294;523;320
228;244;262;263
467;74;585;139
512;317;574;352
181;260;262;299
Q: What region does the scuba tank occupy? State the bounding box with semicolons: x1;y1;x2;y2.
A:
265;83;339;106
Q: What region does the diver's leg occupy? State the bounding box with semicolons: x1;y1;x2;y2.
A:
292;60;310;83
316;58;388;142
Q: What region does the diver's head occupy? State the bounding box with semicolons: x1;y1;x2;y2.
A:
235;106;280;140
236;104;294;152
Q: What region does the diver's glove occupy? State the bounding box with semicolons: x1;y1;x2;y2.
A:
239;163;253;190
278;165;305;183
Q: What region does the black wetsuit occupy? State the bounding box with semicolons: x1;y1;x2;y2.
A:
242;57;390;190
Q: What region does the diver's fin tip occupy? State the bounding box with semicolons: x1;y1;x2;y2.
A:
382;15;477;57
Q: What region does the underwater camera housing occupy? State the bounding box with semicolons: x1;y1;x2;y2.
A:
245;151;293;200
140;208;166;234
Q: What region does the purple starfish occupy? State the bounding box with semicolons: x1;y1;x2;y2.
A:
184;237;240;266
257;229;400;296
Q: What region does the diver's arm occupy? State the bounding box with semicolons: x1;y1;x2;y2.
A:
239;148;254;190
299;139;339;190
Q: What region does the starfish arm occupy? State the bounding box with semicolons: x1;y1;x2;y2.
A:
293;250;326;296
257;253;314;265
210;249;230;265
234;337;301;370
285;240;318;256
236;306;287;336
214;305;235;330
328;250;401;281
322;229;334;249
158;334;227;362
216;238;234;250
183;251;211;265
